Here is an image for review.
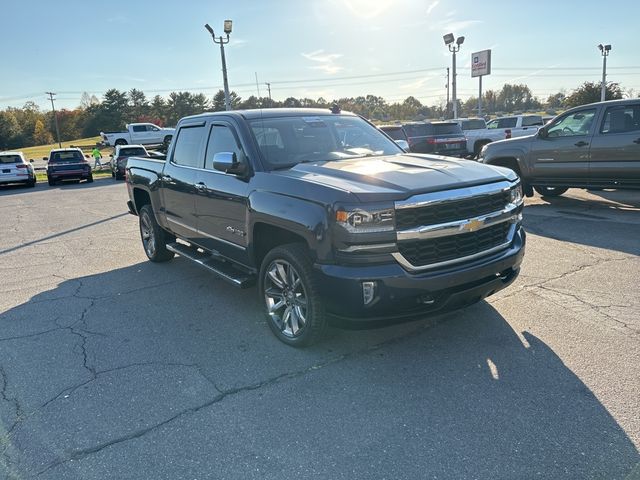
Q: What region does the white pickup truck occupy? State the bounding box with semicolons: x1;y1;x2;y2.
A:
454;118;508;157
486;114;544;140
100;123;175;147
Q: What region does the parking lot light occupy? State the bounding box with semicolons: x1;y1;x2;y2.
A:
444;33;465;119
597;43;612;102
205;21;233;111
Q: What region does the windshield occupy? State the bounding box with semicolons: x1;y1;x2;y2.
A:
0;155;22;164
49;151;84;163
249;115;402;169
119;147;147;157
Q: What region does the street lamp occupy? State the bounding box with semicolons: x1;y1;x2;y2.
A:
597;43;611;102
444;33;464;119
205;20;233;111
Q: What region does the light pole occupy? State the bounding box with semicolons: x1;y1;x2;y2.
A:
598;44;611;102
205;20;233;111
265;82;272;107
45;92;61;148
444;33;464;119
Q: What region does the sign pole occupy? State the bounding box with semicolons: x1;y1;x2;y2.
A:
478;75;482;117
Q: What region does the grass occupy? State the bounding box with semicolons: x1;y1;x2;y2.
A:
18;136;110;161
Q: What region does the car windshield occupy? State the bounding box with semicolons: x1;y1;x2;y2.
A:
0;155;22;164
432;123;463;135
119;148;147;157
49;151;84;163
249;115;402;169
461;119;486;130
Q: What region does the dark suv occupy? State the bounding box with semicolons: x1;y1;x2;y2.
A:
401;122;467;157
46;148;93;185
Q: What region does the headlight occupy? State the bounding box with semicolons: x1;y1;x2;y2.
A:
510;183;523;205
336;206;395;233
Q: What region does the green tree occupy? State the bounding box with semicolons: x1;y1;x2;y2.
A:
128;88;149;122
0;111;22;149
212;90;241;111
33;118;53;145
564;81;623;108
545;92;566;110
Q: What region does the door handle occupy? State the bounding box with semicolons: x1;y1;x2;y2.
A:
195;182;206;191
574;141;589;147
633;138;640;144
161;175;173;182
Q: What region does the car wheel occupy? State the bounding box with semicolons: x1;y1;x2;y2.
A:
87;174;94;183
47;177;55;186
163;135;172;149
139;204;175;262
111;170;115;178
259;243;327;347
27;178;36;188
533;186;568;197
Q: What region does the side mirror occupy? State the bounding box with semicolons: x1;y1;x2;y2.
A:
42;157;47;161
394;139;410;151
538;127;548;139
213;152;247;175
84;154;90;159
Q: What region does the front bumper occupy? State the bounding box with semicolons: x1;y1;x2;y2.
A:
315;226;525;323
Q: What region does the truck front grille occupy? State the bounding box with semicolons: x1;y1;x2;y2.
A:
397;222;511;267
395;190;510;230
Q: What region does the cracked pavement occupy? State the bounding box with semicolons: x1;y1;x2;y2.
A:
0;180;638;479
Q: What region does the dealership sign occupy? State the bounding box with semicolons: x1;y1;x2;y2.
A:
471;49;491;77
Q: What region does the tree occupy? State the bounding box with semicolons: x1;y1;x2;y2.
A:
128;88;149;122
32;118;53;145
564;81;623;108
79;92;99;109
149;95;167;122
0;111;22;149
497;84;540;112
545;92;566;110
212;90;241;111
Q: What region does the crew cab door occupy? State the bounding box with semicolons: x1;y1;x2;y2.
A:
194;120;251;264
130;124;149;144
527;107;597;184
589;102;640;187
160;122;206;244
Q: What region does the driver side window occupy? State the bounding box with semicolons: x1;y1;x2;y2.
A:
547;109;596;137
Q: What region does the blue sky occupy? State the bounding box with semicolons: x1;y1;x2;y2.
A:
2;0;639;110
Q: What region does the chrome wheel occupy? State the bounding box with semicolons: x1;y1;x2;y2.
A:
263;259;308;338
140;213;156;258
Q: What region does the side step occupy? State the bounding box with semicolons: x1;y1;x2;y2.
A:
166;242;255;288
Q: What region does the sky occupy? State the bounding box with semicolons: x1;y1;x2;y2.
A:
2;0;640;111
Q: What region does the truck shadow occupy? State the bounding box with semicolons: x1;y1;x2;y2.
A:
1;261;638;478
523;191;640;256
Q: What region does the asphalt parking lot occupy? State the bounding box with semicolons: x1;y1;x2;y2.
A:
0;179;639;479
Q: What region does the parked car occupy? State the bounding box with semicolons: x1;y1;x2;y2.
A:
100;123;175;147
486;115;544;140
401;121;467;156
46;148;93;186
110;145;149;180
452;118;509;157
479;99;640;197
0;151;36;188
126;108;525;347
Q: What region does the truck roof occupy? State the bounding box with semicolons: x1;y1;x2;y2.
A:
181;108;358;123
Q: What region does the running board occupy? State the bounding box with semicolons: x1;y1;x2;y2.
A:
166;242;255;288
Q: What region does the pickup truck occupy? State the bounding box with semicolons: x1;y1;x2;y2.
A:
453;118;508;157
100;123;175;147
478;99;640;197
486;115;544;141
126;108;526;347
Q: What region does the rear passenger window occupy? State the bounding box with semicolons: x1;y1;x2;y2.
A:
204;125;243;170
522;116;543;127
172;126;205;168
132;125;146;133
600;105;640;134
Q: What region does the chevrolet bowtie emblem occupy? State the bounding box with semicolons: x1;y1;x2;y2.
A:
466;218;484;232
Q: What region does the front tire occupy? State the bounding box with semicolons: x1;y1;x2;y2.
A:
534;186;568;197
86;174;94;183
139;204;175;262
259;243;327;347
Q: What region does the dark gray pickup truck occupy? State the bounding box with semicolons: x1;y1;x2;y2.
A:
126;108;525;346
479;99;640;197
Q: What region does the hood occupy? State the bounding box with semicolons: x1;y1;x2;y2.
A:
271;153;516;203
486;135;534;150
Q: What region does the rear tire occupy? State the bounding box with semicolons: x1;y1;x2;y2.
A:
27;178;36;188
163;135;172;149
534;186;568;197
139;204;175;262
474;140;491;158
47;176;55;186
86;174;94;183
259;243;327;347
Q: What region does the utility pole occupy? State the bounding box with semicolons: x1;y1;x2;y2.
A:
445;68;450;119
265;82;272;107
205;21;233;111
46;92;61;148
598;44;611;102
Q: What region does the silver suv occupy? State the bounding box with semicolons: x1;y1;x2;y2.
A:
0;151;36;188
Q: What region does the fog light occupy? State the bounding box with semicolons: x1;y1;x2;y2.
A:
362;281;376;305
